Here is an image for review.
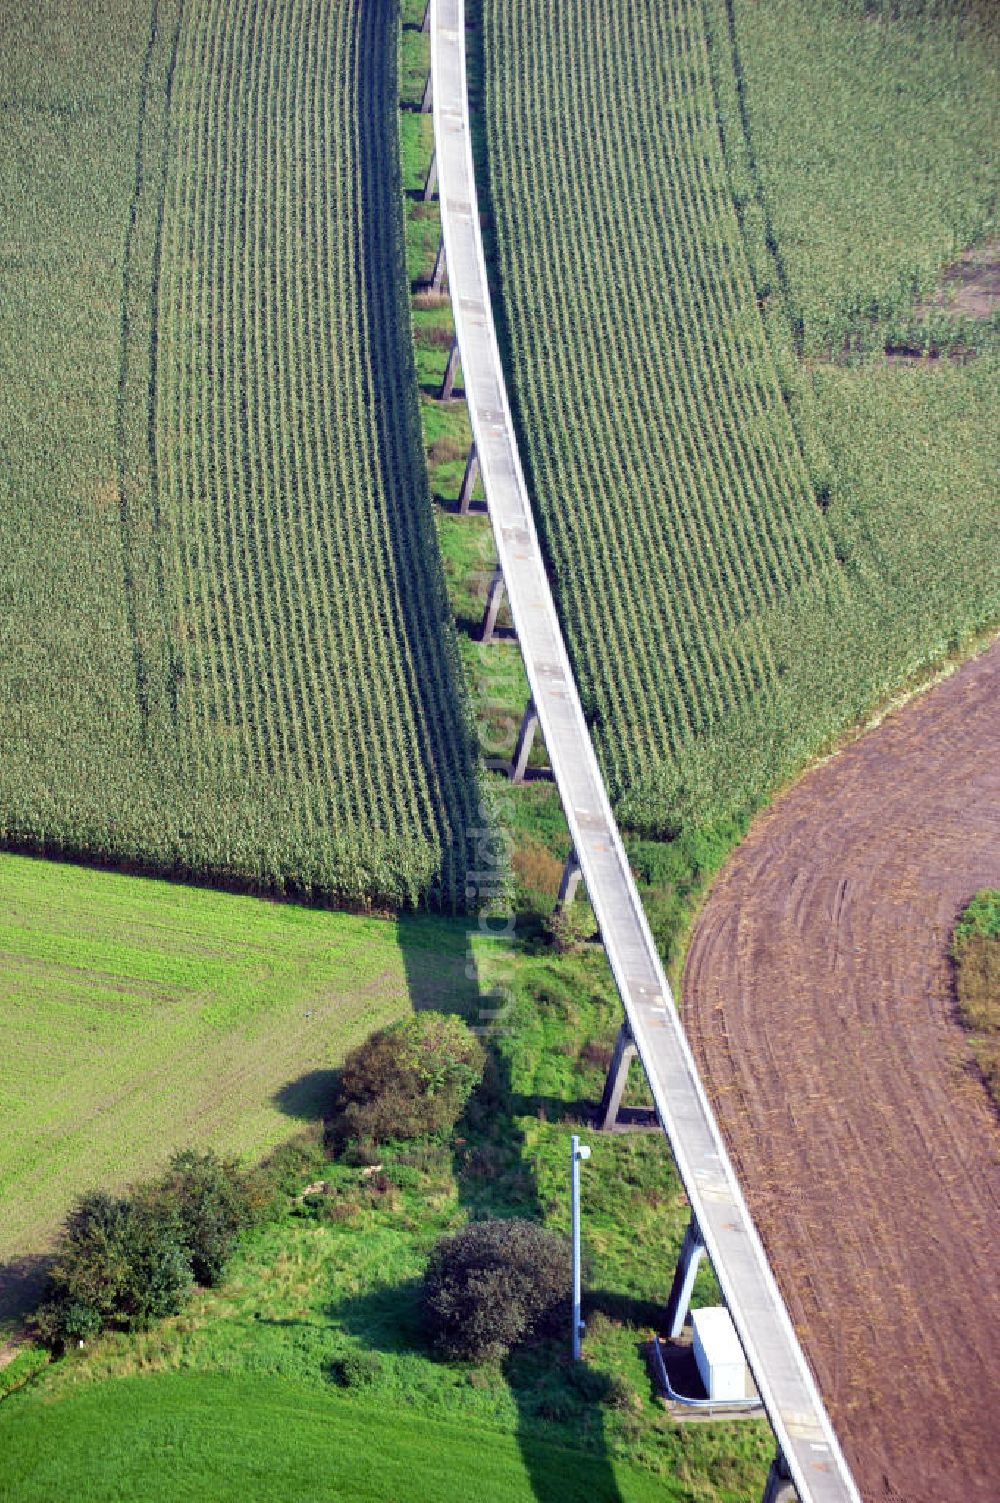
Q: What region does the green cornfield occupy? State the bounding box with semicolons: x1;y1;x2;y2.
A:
483;0;999;837
0;0;483;909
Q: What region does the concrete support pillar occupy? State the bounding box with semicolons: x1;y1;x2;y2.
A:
430;237;448;294
510;696;538;784
598;1021;638;1131
664;1215;707;1339
439;337;460;400
420;70;433;114
761;1451;796;1503
423;149;438;201
555;847;582;914
420;0;430;33
457;442;479;513
480;566;505;645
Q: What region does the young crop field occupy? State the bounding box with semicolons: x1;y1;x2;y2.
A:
727;0;998;357
481;0;999;841
0;0;482;910
0;853;475;1331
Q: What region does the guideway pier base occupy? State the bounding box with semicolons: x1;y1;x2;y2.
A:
762;1452;797;1503
510;697;539;784
423;149;438;201
480;566;506;644
439;337;460;400
554;847;582;914
430;238;447;294
598;1020;658;1131
664;1215;706;1338
458;442;479;512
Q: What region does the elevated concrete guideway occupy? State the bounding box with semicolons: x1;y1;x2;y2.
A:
429;5;861;1501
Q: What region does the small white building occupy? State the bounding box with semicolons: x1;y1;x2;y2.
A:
691;1306;751;1402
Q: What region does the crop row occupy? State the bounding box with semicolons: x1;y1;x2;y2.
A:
484;0;838;807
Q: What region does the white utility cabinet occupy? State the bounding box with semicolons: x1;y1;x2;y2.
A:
691;1306;750;1402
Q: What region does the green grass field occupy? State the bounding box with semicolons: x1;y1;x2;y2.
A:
0;853;476;1327
0;0;482;910
1;879;769;1500
0;1373;683;1503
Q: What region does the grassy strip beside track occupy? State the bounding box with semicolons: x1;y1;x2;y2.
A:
399;1;571;908
0;0;482;910
0;853;475;1330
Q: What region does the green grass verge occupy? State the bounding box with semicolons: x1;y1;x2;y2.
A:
952;889;1000;1109
0;852;475;1328
0;1372;681;1503
397;0;571;906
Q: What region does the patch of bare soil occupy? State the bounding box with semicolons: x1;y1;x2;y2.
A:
917;238;1000;322
683;643;1000;1503
886;239;999;364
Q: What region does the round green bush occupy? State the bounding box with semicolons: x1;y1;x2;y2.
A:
33;1191;192;1348
423;1218;571;1362
330;1350;382;1389
329;1012;485;1147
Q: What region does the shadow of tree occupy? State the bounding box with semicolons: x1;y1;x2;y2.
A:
324;940;629;1503
271;1069;341;1122
0;1253;51;1334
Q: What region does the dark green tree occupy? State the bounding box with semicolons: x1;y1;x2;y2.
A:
423;1218;571;1362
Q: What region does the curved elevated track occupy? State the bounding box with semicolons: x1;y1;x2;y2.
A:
429;3;861;1500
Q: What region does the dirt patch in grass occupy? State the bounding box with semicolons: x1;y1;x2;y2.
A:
684;642;1000;1503
428;434;468;467
885;239;999;364
918;238;1000;322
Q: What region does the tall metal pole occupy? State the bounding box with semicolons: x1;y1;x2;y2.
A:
571;1134;591;1360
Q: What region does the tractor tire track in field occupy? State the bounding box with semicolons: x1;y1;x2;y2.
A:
683;642;1000;1503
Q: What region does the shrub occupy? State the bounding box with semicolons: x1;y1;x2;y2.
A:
330;1350;382;1389
259;1128;329;1200
423;1218;571;1362
329;1013;485;1147
34;1191;192;1348
150;1149;267;1286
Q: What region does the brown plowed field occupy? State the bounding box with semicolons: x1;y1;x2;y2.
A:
683;644;1000;1503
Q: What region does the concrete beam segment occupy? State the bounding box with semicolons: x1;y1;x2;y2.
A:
458;442;479;512
431;237;448;294
510;696;539;784
420;0;430;32
421;70;433;113
480;565;505;644
665;1215;707;1339
555;846;582;913
439;336;459;400
598;1021;638;1131
423;149;438;201
430;4;860;1498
